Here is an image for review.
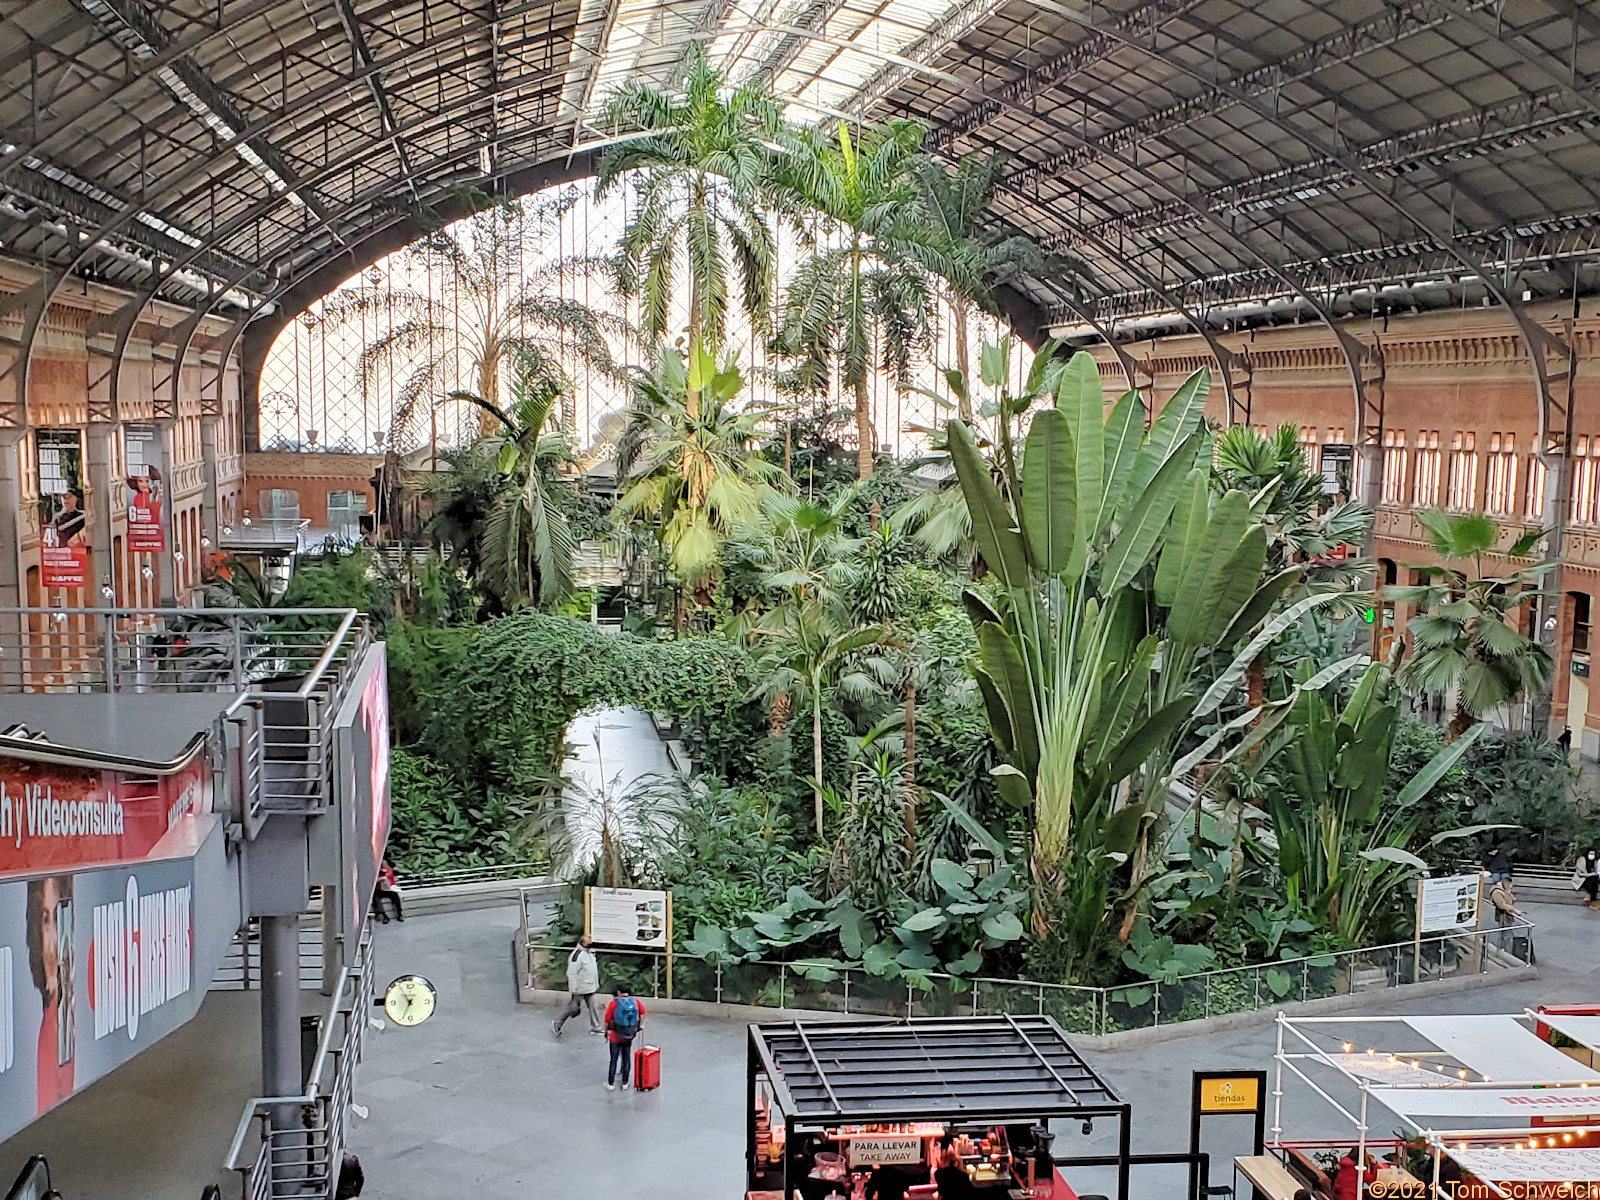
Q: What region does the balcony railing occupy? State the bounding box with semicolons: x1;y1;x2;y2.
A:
225;927;374;1200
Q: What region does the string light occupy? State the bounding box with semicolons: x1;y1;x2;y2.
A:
1367;1048;1376;1057
1458;1069;1469;1079
1342;1043;1354;1053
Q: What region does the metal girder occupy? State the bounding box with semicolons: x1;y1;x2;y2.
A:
926;0;1207;150
69;0;337;227
1435;0;1600;124
993;0;1496;191
331;0;421;202
1101;92;1600;244
845;0;1010;116
1011;0;1577;481
1055;295;1151;393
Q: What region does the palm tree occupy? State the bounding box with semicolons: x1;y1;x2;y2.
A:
1211;424;1372;569
750;596;888;837
775;120;932;480
320;188;624;443
596;49;782;413
446;352;580;610
1390;509;1554;739
909;154;1088;422
721;488;864;616
615;344;785;604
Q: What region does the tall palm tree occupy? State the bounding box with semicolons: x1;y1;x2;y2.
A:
615;344;785;599
1391;509;1554;739
320;188;624;443
1211;424;1372;568
775;120;933;480
596;49;782;413
909;153;1088;422
446;352;581;610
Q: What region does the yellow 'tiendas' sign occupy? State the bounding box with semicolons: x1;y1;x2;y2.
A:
1199;1076;1261;1113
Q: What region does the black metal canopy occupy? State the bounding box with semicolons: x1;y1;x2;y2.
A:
749;1015;1126;1127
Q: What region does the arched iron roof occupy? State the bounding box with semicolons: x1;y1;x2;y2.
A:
1;0;1597;436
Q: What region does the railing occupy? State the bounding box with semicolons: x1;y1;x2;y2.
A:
225;927;375;1200
522;920;1535;1038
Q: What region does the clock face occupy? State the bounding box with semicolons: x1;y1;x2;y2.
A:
383;974;437;1027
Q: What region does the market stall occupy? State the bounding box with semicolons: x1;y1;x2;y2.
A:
745;1015;1132;1200
1270;1011;1600;1198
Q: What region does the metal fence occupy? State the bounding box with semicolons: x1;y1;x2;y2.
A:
523;920;1535;1038
0;605;366;696
225;926;375;1200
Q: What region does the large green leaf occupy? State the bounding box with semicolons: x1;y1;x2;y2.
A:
1118;366;1210;526
1105;695;1198;782
1216;567;1301;650
1101;434;1199;591
1154;467;1209;608
1100;389;1146;522
1167;491;1252;644
947;420;1027;587
1196;591;1346;717
979;623;1040;776
901;907;948;932
981;910;1025;943
1394;722;1485;806
1021;407;1076;577
1181;523;1269;648
931;857;978;900
1055;352;1105;557
973;669;1017;758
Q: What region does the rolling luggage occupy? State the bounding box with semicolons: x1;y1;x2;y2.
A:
634;1044;661;1090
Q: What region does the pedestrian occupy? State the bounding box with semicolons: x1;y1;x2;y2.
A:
932;1142;979;1200
552;934;602;1037
374;859;404;923
1575;850;1600;910
602;982;645;1090
1489;877;1523;948
1485;843;1513;884
1560;725;1574;754
334;1153;364;1199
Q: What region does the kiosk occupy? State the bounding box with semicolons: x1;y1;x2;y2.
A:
745;1015;1133;1200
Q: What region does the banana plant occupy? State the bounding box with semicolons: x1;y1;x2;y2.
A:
947;351;1304;973
1258;654;1489;944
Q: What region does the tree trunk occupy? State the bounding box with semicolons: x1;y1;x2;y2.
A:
477;348;500;437
903;679;917;855
813;684;826;839
953;297;973;424
686;179;705;419
855;374;874;480
1447;704;1474;742
783;421;793;480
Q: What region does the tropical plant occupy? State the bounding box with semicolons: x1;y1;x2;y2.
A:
908;154;1085;422
1390;509;1553;738
446;352;579;609
320;188;622;443
947;351;1311;976
720;488;864;617
831;750;912;911
1256;656;1488;944
749;596;890;837
536;770;681;887
616;344;785;594
596;48;782;397
1211;424;1373;569
775;120;933;479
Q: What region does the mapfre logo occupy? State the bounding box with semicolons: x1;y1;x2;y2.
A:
90;877;192;1042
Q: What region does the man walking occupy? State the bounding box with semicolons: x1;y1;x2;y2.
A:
552;935;602;1037
603;983;645;1091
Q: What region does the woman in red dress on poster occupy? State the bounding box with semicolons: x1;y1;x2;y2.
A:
27;874;74;1113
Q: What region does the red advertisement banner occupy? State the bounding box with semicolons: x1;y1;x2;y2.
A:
0;759;208;876
39;544;87;590
124;464;166;554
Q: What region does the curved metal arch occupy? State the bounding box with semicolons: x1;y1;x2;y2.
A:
1017;0;1578;453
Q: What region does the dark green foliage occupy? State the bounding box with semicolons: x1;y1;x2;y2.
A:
1461;732;1600;865
388;747;547;873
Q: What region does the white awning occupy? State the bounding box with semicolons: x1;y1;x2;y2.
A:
1406;1016;1600;1084
1536;1014;1600;1054
1378;1087;1600;1121
1452;1146;1600;1183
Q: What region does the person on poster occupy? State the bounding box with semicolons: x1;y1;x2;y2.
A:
26;874;74;1113
125;468;164;531
52;489;86;545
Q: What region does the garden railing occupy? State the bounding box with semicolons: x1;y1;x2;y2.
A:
522;916;1535;1038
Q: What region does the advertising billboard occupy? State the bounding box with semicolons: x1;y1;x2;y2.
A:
0;757;209;877
323;644;390;957
0;818;235;1144
122;425;167;555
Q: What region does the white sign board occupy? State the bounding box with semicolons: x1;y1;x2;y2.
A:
587;886;669;948
1418;873;1482;933
847;1136;924;1168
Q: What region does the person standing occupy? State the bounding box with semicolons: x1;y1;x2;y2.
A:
602;983;645;1090
1488;877;1524;949
1484;844;1513;885
932;1143;978;1200
552;935;602;1037
1559;725;1574;755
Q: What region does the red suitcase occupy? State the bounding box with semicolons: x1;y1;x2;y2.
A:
634;1044;661;1090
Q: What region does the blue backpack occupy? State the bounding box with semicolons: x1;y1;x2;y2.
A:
610;996;640;1041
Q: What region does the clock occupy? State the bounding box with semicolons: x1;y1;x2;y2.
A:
382;974;437;1027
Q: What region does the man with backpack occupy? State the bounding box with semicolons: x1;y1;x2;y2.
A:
603;983;645;1090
